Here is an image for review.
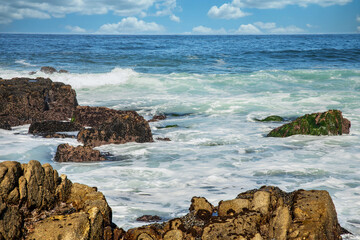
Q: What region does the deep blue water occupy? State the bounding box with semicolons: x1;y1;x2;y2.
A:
1;34;359;74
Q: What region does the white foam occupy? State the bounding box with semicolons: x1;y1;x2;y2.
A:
15;59;37;67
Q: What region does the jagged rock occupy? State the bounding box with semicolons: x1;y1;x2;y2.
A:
0;160;123;240
148;115;166;122
75;106;153;147
29;120;81;135
125;186;344;240
268;109;351;137
156;137;171;141
136;215;162;222
0;78;78;127
54;144;106;162
255;115;285;122
40;66;57;74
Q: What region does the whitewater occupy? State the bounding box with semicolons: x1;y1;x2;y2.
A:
0;34;359;237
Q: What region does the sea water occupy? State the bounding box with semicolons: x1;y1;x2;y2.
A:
0;34;360;237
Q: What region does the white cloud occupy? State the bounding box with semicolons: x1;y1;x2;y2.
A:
170;14;180;22
192;26;227;35
269;25;304;34
98;17;165;34
0;0;178;24
65;25;86;33
236;0;352;9
208;1;249;19
254;21;276;29
235;24;262;34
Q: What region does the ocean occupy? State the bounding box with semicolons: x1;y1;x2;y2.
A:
0;34;360;237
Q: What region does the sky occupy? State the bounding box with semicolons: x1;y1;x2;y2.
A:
0;0;359;34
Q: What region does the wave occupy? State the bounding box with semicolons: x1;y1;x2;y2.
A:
15;59;37;67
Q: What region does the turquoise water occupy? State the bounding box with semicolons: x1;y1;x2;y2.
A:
0;34;360;236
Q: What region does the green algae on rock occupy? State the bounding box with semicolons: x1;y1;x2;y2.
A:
255;115;285;122
267;110;351;137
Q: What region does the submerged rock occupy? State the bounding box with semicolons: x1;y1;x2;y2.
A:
126;186;344;240
0;78;78;127
267;109;351;137
0;160;121;240
40;66;57;74
148;114;166;122
54;143;106;162
58;69;69;73
74;106;153;147
255;115;285;122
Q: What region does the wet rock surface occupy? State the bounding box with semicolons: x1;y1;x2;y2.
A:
0;78;78;127
255;115;285;122
75;106;153;147
148;115;166;122
0;160;121;240
29;120;81;135
268;109;351;137
54;144;106;162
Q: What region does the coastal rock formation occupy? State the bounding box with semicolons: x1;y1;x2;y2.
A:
0;78;78;128
54;144;106;162
74;106;153;147
40;66;57;74
125;186;344;240
0;160;120;240
148;114;166;122
267;110;351;137
255;115;285;122
29;121;81;135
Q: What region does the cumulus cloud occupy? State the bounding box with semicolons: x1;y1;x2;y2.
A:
98;17;165;34
208;1;249;19
65;25;86;33
0;0;178;24
268;25;304;34
254;22;276;30
192;26;227;35
235;24;262;34
170;14;180;22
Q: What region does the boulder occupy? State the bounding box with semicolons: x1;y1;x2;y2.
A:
40;66;57;74
54;144;106;162
29;120;81;135
74;106;153;147
0;78;78;127
267;110;351;137
148;115;166;122
125;186;344;240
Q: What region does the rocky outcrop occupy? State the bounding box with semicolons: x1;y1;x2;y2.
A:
125;186;344;240
74;106;153;147
0;160;120;240
29;121;81;135
255;115;284;122
40;67;57;74
268;110;351;137
54;144;106;162
148;115;166;123
0;78;78;128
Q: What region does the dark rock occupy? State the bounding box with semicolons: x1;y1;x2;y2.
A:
125;186;344;240
148;114;166;122
156;137;171;141
29;71;37;75
59;69;69;73
268;109;351;137
136;215;162;222
29;120;81;135
256;115;285;122
0;77;78;127
0;160;122;240
40;66;57;74
157;125;179;129
54;143;106;162
42;133;77;139
0;122;11;130
75;106;153;147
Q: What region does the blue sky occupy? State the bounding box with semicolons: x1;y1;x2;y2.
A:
0;0;359;34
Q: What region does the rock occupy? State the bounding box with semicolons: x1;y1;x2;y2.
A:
125;186;344;240
40;66;57;74
75;106;153;147
59;69;69;73
0;78;78;127
156;137;171;141
157;125;179;129
0;122;12;130
29;120;81;135
136;215;162;222
255;115;285;122
54;143;106;162
29;71;37;75
267;109;351;137
0;160;122;240
148;114;166;122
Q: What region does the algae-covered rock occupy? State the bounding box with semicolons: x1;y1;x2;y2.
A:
256;115;285;122
267;110;351;137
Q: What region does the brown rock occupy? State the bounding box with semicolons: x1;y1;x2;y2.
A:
148;114;166;122
0;78;78;127
40;66;57;74
189;197;214;220
156;137;171;141
29;120;81;135
59;69;69;73
218;198;250;217
136;215;162;222
54;143;106;162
